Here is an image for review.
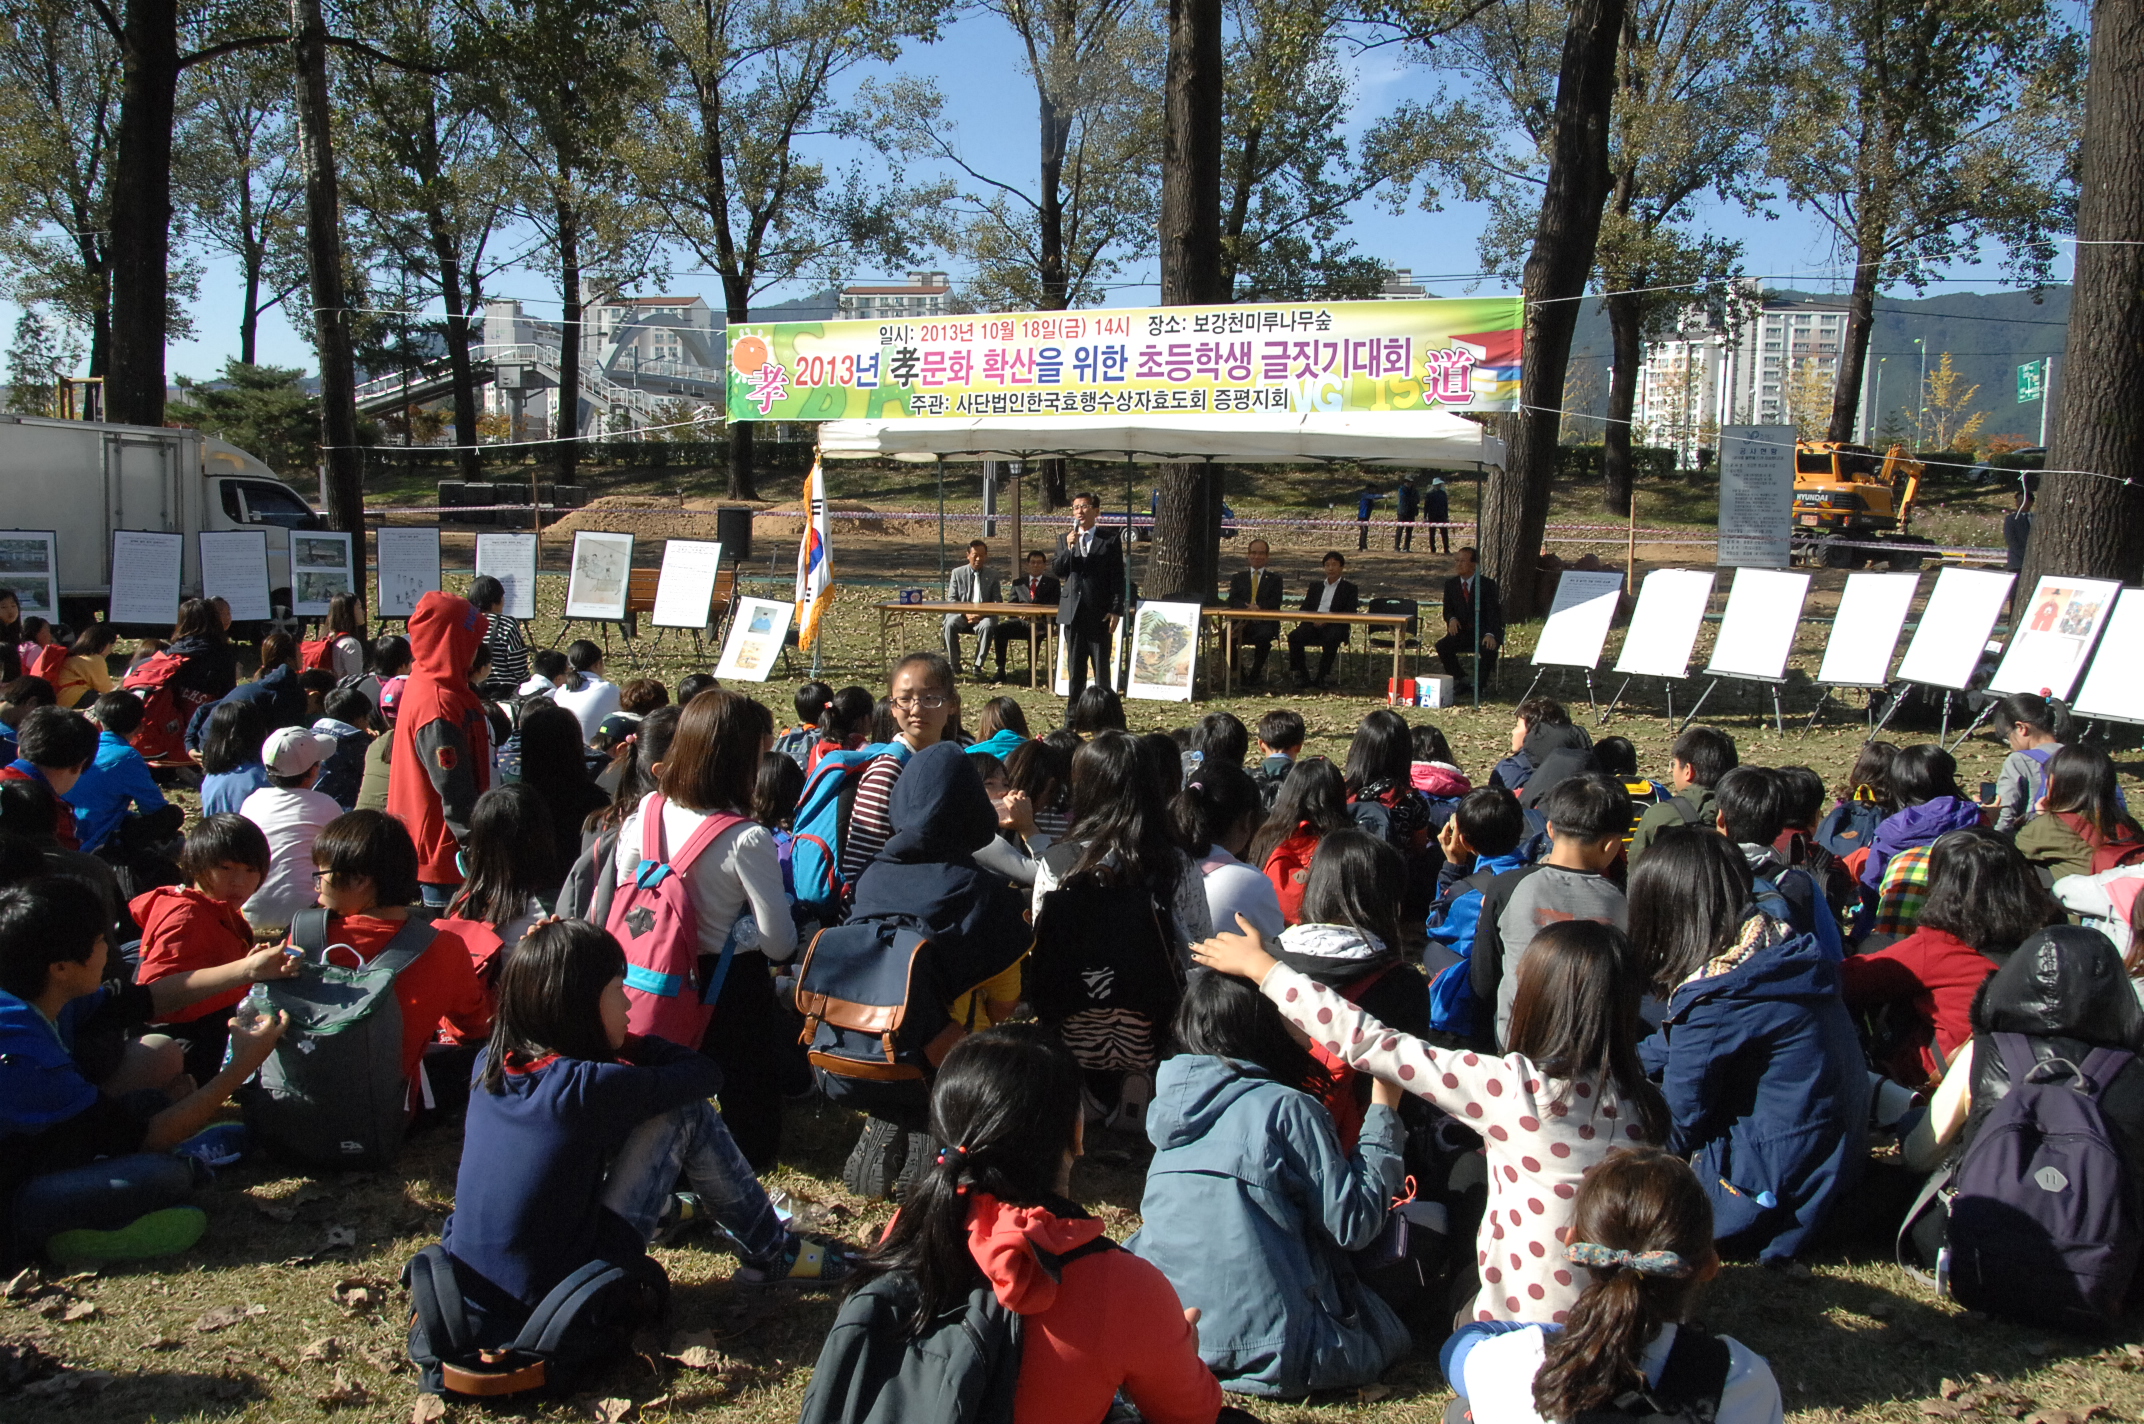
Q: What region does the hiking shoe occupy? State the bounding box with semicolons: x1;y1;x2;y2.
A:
46;1206;207;1270
653;1192;705;1246
736;1234;858;1285
842;1116;907;1201
893;1130;936;1203
175;1122;248;1171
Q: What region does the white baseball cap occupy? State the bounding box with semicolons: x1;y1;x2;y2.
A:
263;726;335;776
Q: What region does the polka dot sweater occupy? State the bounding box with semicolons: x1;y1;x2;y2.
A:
1259;962;1646;1323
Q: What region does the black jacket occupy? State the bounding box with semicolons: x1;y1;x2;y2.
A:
1010;573;1061;607
1441;574;1505;643
1226;568;1285;612
1396;483;1420;520
1423;484;1450;523
1297;579;1361;618
1050;526;1124;628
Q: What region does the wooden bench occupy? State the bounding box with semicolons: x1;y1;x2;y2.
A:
622;566;739;647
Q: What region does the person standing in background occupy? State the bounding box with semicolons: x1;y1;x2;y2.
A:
1423;476;1452;554
1052;493;1124;703
1393;475;1419;551
1353;484;1379;551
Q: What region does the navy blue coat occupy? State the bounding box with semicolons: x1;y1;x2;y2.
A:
1641;914;1870;1262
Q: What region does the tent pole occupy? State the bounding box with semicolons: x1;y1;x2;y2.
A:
937;458;947;579
1123;451;1136;691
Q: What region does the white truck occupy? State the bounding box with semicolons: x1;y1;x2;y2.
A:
0;413;323;629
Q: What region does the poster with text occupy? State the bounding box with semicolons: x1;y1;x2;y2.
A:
474;533;539;621
1705;568;1810;681
1896;567;2015;690
652;540;725;629
2074;588;2144;724
1815;572;1920;687
1717;425;1796;568
108;530;184;626
564;530;635;622
1990;574;2123;700
198;530;272;622
1125;601;1202;702
291;530;355;616
728;296;1524;422
0;530;61;623
1053;619;1127;696
715;597;792;682
377;527;442;619
1531;569;1626;669
1612;569;1716;679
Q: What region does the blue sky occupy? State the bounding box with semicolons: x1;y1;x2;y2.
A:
15;9;2075;381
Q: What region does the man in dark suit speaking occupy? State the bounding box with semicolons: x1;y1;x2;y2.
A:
1051;491;1124;700
1288;550;1359;689
991;548;1060;682
1224;537;1285;685
1437;544;1505;689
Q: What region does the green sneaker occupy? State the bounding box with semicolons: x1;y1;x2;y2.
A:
46;1206;207;1270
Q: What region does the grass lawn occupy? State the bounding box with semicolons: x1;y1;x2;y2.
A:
7;460;2136;1424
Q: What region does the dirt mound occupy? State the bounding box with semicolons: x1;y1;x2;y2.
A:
548;495;724;546
752;502;927;540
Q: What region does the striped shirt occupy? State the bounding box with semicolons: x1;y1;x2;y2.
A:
481;617;530;698
838;752;906;888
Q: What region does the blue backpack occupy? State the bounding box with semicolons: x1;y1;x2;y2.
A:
1816;797;1886;859
789;742;913;915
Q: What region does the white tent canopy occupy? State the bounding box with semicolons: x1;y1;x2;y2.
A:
818;409;1503;468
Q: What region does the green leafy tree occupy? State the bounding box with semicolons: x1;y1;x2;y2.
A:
5;307;80;414
167;359;322;476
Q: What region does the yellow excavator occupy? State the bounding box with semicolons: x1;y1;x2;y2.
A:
1791;441;1935;570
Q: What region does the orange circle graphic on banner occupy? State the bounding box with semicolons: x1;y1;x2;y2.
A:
732;336;770;375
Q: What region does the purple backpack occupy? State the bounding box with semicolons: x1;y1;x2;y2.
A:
1948;1034;2139;1327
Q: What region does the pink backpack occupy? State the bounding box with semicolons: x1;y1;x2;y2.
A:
605;792;750;1047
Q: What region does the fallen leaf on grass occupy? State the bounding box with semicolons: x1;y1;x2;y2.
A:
59;1301;98;1322
587;1396;635;1423
318;1371;370;1407
20;1368;114;1398
1922;1402;1967;1419
322;1224;358;1250
252;1202;299;1224
193;1303;267;1332
411;1394;447;1424
0;1338;61;1389
302;1337;343;1362
332;1278;396;1313
2026;1411;2112;1424
140;1335;181;1351
1358;1383;1395;1403
1943;1380;1968;1401
209;1371;252;1401
2;1267;43;1300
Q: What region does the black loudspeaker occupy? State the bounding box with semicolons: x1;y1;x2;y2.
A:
716;505;753;563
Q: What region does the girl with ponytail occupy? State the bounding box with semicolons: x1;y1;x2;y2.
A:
826;1025;1225;1424
1441;1147;1782;1424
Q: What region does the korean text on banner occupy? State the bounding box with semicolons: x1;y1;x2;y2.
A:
1717;425;1796;568
726;296;1524;422
794;461;834;651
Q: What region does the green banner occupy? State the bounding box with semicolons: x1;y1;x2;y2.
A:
725;296;1524;421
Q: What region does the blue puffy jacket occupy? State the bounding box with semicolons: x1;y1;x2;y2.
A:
1127;1053;1409;1398
1640;912;1870;1262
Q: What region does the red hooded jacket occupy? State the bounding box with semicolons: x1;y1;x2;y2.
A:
963;1194;1221;1424
388;593;491;883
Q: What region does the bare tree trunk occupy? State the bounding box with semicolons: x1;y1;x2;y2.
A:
429;215;482;481
293;0;364;534
722;277;757;499
554;197;581;490
1037;89;1069;310
1039;458;1067;510
106;0;180;426
1484;0;1629;621
1149;0;1225;601
2022;0;2144;586
1826;244;1882;443
240;256;262;367
1601;290;1640;516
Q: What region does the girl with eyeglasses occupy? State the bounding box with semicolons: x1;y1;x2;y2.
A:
837;652;958;889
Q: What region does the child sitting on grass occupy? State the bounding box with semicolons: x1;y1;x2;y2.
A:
1;875;294;1268
135;813;274;1081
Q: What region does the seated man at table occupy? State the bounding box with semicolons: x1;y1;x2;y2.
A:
1437;545;1505;689
942;539;1002;680
1225;538;1285;686
991;549;1058;681
1287;551;1359;690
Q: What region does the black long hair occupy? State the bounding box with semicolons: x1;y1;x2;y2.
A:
593;704;682;831
1918;828;2063;953
1064;730;1182;896
198;698;266;776
446;784;558;927
1173;970;1330;1095
1627;827;1755;992
481;919;626;1093
1247;754;1350;868
2042;744;2143;843
851;1025;1083;1334
1299;828;1405;954
1343;708;1413;794
1505;919;1669;1146
1172;760;1263;858
1890;743;1965;808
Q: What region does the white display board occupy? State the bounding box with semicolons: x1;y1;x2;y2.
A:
1815;572;1920;688
1895;566;2015;691
0;530;61;623
1053;620;1127;695
377;527;442;619
1531;569;1626;669
2073;587;2144;725
109;530;184;626
1612;569;1716;679
714;596;793;682
564;530;634;622
1125;601;1202;702
1990;574;2123;700
1704;568;1810;681
652;540;725;629
474;533;539;621
1717;425;1797;568
291;530;355;616
198;530;272;622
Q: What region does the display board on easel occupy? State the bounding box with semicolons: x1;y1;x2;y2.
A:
1521;568;1626;708
1894;567;2016;690
1602;568;1715;724
1989;574;2122;700
1692;568;1810;732
2073;587;2144;726
1804;570;1921;732
474;533;539;621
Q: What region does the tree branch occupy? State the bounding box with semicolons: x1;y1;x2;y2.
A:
177;34;289;70
323;36;454;76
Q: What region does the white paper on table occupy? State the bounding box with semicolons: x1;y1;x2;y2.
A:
2074;588;2144;724
1896;567;2016;690
1815;571;1920;688
1531;569;1626;669
715;596;795;682
108;530;185;625
651;540;724;629
198;530;272;622
474;533;539;621
1989;574;2123;701
377;527;442;619
1612;568;1716;679
1705;568;1811;681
